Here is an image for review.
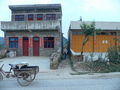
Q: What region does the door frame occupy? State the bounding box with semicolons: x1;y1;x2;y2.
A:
23;37;29;56
33;37;39;56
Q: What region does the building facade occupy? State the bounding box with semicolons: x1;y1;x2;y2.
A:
1;4;62;56
68;21;120;55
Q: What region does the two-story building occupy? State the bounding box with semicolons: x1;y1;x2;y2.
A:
1;4;62;56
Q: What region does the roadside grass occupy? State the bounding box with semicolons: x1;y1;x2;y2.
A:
106;63;120;72
68;55;120;75
68;55;75;71
70;72;91;75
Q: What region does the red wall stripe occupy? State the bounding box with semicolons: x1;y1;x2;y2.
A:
19;38;22;48
29;38;33;48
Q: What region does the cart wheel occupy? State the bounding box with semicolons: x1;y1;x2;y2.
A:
0;72;3;80
17;71;32;86
31;73;36;81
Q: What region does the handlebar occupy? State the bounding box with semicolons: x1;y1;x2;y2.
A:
0;64;14;69
0;64;4;69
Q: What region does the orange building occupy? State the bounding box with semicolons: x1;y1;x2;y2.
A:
68;21;120;55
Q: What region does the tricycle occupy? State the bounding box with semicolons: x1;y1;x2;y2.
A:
0;62;39;86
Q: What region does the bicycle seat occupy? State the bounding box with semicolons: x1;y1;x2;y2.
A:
9;64;15;69
9;64;14;67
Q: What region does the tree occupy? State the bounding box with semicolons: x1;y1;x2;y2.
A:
79;21;101;61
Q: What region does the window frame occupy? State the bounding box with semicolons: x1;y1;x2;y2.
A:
15;15;24;21
9;37;18;48
44;37;54;48
28;14;34;21
46;14;56;20
72;31;82;35
37;14;43;20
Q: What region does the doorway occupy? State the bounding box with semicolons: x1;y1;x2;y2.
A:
33;37;39;56
23;37;29;56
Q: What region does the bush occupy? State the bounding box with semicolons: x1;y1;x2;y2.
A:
59;54;63;62
68;56;74;69
108;47;120;64
0;45;4;50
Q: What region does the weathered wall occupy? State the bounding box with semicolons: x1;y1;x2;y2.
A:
5;30;61;56
1;21;61;30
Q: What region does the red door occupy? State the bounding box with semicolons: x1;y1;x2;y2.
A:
33;37;39;56
23;37;29;56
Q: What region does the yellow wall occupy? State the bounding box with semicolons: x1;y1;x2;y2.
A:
71;34;115;52
96;35;115;52
71;35;94;52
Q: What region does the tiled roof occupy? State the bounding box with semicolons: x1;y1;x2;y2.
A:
70;21;120;30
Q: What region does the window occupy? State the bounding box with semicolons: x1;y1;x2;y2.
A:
28;14;34;21
15;15;24;21
106;32;111;35
101;32;106;35
96;32;100;35
37;14;43;20
44;37;54;48
118;33;120;36
23;37;28;40
46;14;56;20
9;37;18;48
72;31;82;35
33;37;39;41
78;32;82;35
97;32;115;35
72;32;77;35
111;32;116;35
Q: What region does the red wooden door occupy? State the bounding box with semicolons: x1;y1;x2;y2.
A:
23;37;29;56
33;37;39;56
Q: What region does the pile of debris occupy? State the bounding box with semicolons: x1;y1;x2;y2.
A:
0;49;7;59
0;49;16;59
50;48;61;69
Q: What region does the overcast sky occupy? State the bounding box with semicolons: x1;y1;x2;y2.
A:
0;0;120;38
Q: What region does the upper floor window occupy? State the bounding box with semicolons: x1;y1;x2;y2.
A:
15;15;24;21
46;14;56;20
96;32;116;35
9;37;18;48
37;14;43;20
28;14;34;21
72;31;82;35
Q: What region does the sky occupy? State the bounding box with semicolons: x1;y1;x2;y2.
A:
0;0;120;38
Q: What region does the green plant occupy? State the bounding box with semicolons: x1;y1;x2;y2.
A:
108;47;120;64
107;63;120;72
79;21;101;61
59;54;63;62
68;55;74;70
0;45;4;50
84;55;88;61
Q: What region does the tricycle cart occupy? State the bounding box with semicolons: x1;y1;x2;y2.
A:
0;63;39;86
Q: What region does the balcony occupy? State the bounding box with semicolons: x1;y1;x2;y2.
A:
1;20;61;31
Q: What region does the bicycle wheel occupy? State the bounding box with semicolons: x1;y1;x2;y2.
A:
0;71;3;80
31;73;36;81
17;71;32;86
